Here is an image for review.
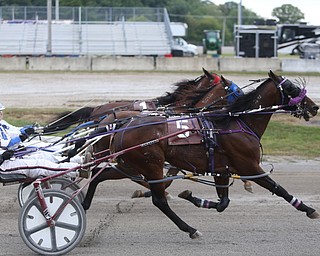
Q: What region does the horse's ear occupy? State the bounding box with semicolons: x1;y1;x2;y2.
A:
268;70;275;79
220;75;228;85
202;67;213;79
268;70;281;83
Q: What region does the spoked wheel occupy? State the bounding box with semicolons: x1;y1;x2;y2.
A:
18;189;86;256
18;177;85;207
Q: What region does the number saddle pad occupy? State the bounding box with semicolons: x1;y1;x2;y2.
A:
167;117;202;145
133;101;157;111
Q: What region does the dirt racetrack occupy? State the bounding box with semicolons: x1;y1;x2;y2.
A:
0;71;319;109
0;71;319;256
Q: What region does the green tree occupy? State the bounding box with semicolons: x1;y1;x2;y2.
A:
217;1;260;45
0;0;32;5
271;4;304;24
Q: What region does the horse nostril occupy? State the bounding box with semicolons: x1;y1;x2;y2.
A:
313;105;319;112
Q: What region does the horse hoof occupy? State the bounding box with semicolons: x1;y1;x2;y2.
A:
244;181;253;193
131;190;143;198
190;230;202;239
166;193;174;201
307;210;320;219
178;190;192;199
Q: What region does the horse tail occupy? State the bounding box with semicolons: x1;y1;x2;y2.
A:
44;106;94;133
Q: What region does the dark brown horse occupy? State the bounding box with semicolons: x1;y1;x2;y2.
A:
80;70;235;194
84;71;318;239
80;70;256;208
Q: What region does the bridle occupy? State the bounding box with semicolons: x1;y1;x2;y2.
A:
272;76;308;118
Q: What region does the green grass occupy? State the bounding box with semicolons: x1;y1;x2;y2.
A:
261;121;320;158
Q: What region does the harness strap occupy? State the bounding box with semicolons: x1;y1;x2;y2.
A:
198;116;218;175
288;88;307;106
218;118;260;141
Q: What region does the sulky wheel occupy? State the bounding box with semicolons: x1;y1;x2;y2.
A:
17;177;85;207
18;189;86;256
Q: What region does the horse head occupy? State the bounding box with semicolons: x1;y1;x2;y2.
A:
192;71;245;110
268;70;319;121
200;67;221;89
158;68;224;109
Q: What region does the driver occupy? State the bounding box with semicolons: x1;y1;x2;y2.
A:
0;103;92;180
0;103;35;149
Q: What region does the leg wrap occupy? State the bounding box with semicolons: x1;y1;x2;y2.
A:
180;191;229;212
289;197;302;209
194;198;218;209
270;180;315;216
270;181;293;202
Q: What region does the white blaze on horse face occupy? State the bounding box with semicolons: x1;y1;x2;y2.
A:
176;120;190;138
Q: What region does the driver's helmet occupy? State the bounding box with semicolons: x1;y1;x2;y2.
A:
0;103;5;111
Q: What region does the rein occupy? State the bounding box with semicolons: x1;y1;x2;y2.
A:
145;167;273;187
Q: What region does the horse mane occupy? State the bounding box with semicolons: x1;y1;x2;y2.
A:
181;85;213;105
224;78;272;113
157;78;199;105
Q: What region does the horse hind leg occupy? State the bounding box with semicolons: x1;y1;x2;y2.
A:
150;182;202;239
255;176;319;219
82;165;129;210
131;166;179;199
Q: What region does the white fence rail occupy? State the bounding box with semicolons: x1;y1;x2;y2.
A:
0;22;171;56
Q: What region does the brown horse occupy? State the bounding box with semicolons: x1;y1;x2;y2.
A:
80;70;240;202
80;70;259;208
86;71;318;239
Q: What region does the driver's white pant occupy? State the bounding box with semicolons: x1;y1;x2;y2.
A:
0;158;79;178
23;150;83;164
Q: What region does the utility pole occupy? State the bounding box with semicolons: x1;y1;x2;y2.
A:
236;0;242;57
55;0;59;21
238;0;242;26
47;0;52;55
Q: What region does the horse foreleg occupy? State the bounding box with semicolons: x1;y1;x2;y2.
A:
255;176;320;219
214;176;230;212
178;176;230;212
150;183;202;239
